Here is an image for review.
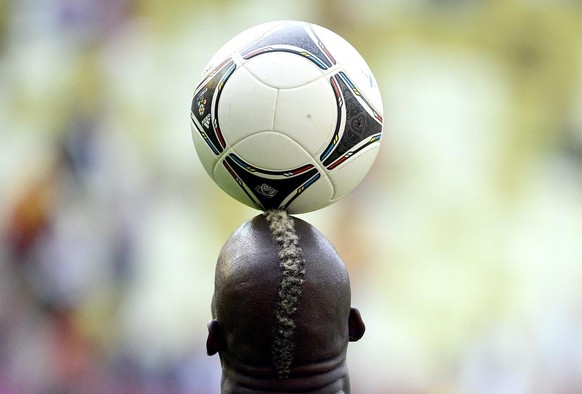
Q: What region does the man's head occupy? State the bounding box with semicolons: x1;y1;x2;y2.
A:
207;210;365;392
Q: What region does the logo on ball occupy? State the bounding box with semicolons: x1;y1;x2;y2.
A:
255;183;278;198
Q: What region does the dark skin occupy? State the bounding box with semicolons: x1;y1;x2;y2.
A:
207;214;365;393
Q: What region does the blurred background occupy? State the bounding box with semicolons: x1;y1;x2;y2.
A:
2;0;582;392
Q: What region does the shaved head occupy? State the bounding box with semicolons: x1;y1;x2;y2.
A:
208;211;364;392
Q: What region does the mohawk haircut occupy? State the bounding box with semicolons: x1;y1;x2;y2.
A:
264;209;306;379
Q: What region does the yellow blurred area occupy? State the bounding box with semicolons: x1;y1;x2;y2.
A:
2;0;582;392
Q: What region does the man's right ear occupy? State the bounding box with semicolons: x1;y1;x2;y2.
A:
348;307;365;342
206;320;224;356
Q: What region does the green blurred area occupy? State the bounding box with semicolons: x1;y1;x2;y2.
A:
1;0;582;392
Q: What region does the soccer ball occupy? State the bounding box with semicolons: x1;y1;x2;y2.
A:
190;20;383;214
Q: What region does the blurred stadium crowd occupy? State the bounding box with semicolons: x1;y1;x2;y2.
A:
2;0;582;393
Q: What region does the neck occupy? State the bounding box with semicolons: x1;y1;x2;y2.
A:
220;352;351;393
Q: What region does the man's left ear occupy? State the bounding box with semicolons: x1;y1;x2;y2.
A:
206;320;224;355
348;307;365;342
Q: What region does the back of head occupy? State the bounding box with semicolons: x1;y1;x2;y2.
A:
212;211;352;380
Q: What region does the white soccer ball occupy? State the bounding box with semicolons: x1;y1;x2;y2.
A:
190;20;383;214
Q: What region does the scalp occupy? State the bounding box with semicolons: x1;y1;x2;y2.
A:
213;212;351;375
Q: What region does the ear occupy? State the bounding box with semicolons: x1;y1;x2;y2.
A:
348;307;365;342
206;320;224;355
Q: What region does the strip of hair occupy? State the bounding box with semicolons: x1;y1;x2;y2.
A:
264;209;306;379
